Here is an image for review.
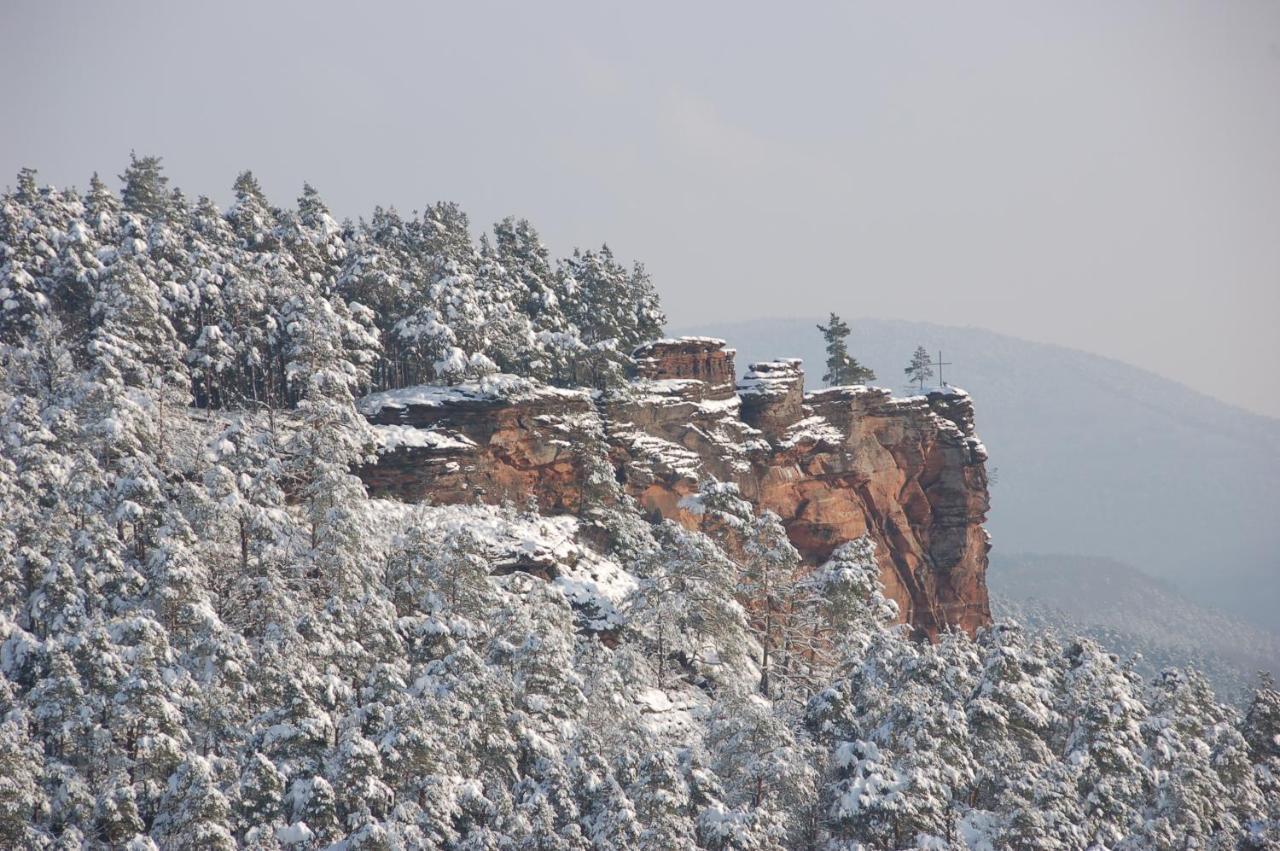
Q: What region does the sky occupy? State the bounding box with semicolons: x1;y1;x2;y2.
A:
3;1;1278;416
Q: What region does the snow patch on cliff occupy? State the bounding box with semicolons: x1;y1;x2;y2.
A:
781;415;844;449
359;375;588;415
372;424;476;453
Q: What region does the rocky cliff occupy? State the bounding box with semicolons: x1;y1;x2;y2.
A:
358;338;992;637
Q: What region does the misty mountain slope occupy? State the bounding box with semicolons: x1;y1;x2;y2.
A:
674;317;1280;628
989;552;1280;702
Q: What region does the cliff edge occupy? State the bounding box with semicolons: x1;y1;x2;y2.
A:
358;338;992;637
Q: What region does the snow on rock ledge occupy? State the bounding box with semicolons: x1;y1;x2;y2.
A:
359;374;588;417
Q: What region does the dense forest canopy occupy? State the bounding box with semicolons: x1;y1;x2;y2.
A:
0;159;1278;850
1;156;665;404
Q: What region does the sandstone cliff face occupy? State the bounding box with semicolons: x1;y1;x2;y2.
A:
359;341;992;638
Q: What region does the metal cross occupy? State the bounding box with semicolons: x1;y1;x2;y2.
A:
935;350;953;387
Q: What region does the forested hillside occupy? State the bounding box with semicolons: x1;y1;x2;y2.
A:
990;553;1280;704
2;161;1279;849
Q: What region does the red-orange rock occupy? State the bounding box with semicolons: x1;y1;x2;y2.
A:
358;340;993;638
633;337;738;397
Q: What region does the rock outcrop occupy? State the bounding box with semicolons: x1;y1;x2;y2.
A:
359;340;993;638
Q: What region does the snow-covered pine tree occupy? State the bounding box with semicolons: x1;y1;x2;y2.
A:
183;195;240;408
284;295;375;596
338;210;411;391
804;537;898;673
705;690;819;847
0;715;51;847
393;202;496;385
490;216;578;382
235;751;287;844
85;171;122;242
1058;639;1151;848
200;415;295;640
887;634;981;846
1243;672;1280;847
283;183;347;298
119;152;172;221
740;510;804;698
109;617;192;827
0;317;81;625
79;222;191;590
1138;668;1252;848
92;781;147;848
153;755;237;850
627;747;699;851
144;186;201;353
625;521;752;689
561;246;664;389
388;525;492;630
332;727;395;840
227;170;279;252
965;623;1059;808
50;188;107;346
0;168;67;344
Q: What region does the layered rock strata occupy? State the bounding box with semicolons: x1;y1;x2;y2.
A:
359;341;993;637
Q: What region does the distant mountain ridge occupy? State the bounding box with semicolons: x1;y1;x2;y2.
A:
673;317;1280;630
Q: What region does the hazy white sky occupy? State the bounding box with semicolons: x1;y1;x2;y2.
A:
3;1;1278;416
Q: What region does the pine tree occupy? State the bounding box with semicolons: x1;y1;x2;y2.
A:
387;525;491;625
965;623;1065;840
1059;639;1150;848
1138;668;1247;848
333;728;395;835
705;691;818;846
991;761;1086;850
0;716;50;847
154;756;237;850
1243;672;1280;848
227;170;278;251
235;752;286;844
200;416;295;637
0;168;63;343
904;345;934;392
490;216;573;380
90;218;191;421
183;195;240;407
85;171;122;241
561;245;664;389
740;510;803;697
816;313;875;386
810;538;898;659
821;737;908;848
92;781;147;847
119;152;171;221
338;213;410;390
284;296;375;595
624;521;752;688
393;202;495;385
282;183;347;296
627;747;699;851
110;618;191;824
